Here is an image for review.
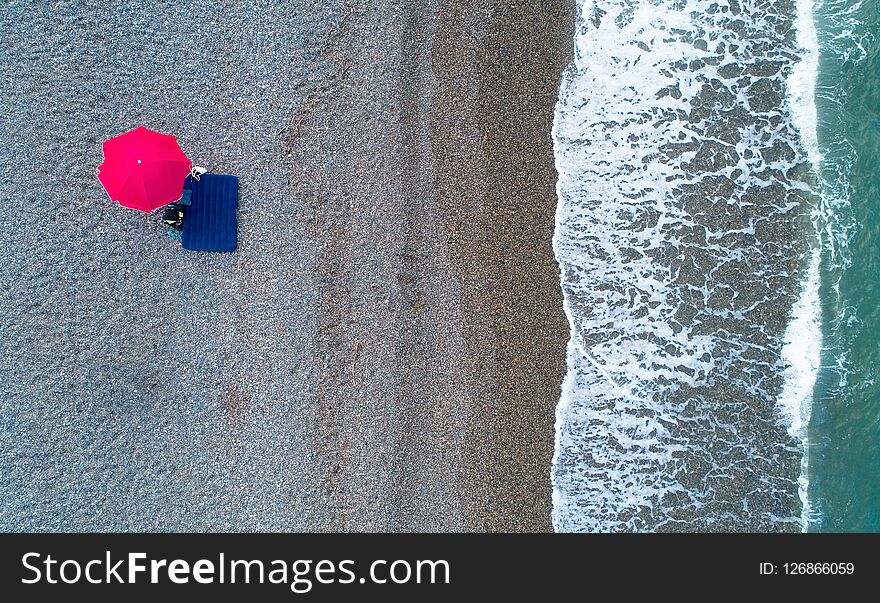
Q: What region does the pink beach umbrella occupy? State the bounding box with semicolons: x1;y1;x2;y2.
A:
97;126;191;213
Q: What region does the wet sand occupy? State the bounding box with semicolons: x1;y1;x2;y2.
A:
0;0;572;531
432;0;574;530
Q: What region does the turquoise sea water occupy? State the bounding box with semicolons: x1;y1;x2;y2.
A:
809;0;880;531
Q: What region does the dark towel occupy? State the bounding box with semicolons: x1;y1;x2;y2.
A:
181;174;238;252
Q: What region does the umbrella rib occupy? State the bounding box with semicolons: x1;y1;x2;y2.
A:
138;169;150;209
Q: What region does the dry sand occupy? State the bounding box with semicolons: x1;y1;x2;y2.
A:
0;0;572;531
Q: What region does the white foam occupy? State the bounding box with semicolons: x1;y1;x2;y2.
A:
778;0;822;531
551;0;820;531
788;0;822;170
776;249;821;528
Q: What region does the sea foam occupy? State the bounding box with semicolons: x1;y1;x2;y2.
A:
776;0;822;531
777;249;820;528
552;0;819;531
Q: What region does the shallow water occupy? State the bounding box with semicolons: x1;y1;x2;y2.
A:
551;0;819;531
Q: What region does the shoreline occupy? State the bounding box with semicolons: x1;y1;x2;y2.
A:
431;1;575;530
300;0;574;531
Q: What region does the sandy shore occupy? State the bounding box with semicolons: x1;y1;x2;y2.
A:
0;0;572;531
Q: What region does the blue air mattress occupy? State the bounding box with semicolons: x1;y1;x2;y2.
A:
181;174;238;252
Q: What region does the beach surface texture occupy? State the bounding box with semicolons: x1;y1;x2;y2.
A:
0;0;573;531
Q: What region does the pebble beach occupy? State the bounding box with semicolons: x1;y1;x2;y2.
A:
0;0;573;531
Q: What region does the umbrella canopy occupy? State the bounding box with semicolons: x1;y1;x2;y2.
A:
97;126;191;212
